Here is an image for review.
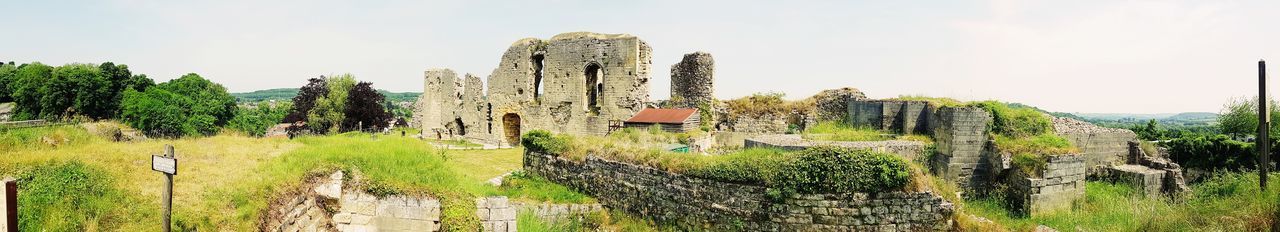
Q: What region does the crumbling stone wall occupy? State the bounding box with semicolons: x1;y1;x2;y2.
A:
264;171;443;232
811;87;867;123
524;151;955;231
1006;155;1086;216
416;32;652;145
1052;117;1138;174
848;100;932;134
669;52;715;108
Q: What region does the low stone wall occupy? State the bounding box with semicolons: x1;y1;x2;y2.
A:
514;202;606;221
265;171;443;232
476;197;517;232
1006;155;1086;216
524;151;955;231
727;114;790;133
744;134;926;161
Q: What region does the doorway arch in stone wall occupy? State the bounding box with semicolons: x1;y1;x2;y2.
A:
453;117;466;136
502;113;521;146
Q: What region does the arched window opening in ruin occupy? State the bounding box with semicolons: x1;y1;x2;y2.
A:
454;118;466;136
502;113;521;146
532;54;545;102
584;63;603;115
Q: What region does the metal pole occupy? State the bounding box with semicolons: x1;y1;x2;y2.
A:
1261;60;1270;189
163;145;174;232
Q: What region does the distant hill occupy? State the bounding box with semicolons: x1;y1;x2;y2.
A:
232;88;421;103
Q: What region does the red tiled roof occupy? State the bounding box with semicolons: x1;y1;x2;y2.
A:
625;108;698;124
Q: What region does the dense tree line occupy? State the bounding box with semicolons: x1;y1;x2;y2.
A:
283;74;392;134
0;62;152;120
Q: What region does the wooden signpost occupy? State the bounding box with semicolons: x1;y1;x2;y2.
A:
1262;60;1270;189
3;178;15;232
152;145;177;231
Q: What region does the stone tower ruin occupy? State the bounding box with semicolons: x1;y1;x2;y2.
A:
669;52;715;107
414;32;652;146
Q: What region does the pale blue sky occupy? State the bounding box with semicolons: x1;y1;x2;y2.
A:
2;0;1277;113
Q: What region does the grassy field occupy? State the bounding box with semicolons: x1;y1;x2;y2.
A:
962;173;1280;231
0;122;618;231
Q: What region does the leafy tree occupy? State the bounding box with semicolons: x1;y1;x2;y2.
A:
341;82;392;132
284;78;327;124
0;62;16;102
120;73;235;137
307;74;355;133
9;63;53;119
1217;96;1280;139
227;102;291;136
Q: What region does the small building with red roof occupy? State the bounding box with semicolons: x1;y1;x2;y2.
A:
623;108;701;133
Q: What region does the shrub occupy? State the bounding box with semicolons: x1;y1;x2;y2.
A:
772;146;912;196
226;102;291;136
685;148;792;185
972;101;1054;138
1164;134;1260;171
120;73;236;137
889;95;966;107
724;92;812;118
521;130;570;154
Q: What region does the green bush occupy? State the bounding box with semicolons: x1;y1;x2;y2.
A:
686;148;792;185
1164;134;1260;171
120;73;236;137
972;101;1054;138
521;130;570;154
15;161;127;231
772;146;911;196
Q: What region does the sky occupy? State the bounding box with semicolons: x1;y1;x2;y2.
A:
1;0;1277;114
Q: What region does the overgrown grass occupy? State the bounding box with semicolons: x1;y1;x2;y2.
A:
499;171;596;204
0;123;601;231
723;92;813;118
517;209;680;232
964;172;1280;231
889;95;966;107
993;134;1079;176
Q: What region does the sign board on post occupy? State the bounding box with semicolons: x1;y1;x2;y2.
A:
154;145;177;232
152;155;177;175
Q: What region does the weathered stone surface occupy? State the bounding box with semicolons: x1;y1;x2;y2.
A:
931;106;992;192
670;52;715;108
849;100;932;134
524;150;954;231
264;172;442;232
1052;116;1138;174
416;32;653;146
811;87;867;123
475;196;517;232
1006;155;1086;216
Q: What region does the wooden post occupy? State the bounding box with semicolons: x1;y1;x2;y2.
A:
163;145;174;232
3;179;15;232
1261;60;1270;189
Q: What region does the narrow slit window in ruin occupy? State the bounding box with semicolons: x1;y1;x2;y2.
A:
585;63;603;114
532;54;545;101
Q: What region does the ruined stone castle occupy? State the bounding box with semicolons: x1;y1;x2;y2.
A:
414;32;654;146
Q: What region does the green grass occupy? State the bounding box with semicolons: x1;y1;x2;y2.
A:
964;173;1280;231
517;209;681;232
499;171;596;204
0;122;611;231
888;95;966;107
